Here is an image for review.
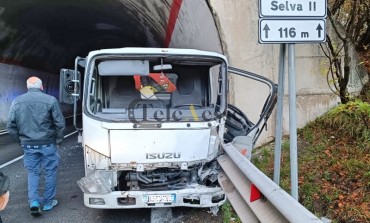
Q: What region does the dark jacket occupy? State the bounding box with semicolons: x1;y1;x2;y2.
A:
0;172;9;196
6;88;65;145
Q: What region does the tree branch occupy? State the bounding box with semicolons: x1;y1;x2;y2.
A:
328;8;346;42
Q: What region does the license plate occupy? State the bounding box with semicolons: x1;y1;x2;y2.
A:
142;194;176;204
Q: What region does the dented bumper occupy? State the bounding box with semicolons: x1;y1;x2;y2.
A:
84;186;226;209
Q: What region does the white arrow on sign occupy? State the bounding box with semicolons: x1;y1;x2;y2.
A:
259;0;327;17
259;19;326;43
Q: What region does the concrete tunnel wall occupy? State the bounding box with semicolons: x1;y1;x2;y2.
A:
208;0;368;145
0;0;366;145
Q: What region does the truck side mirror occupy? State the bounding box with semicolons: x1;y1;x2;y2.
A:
59;69;80;104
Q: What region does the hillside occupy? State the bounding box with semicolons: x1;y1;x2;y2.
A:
253;86;370;222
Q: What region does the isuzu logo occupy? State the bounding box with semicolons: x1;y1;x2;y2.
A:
146;152;181;159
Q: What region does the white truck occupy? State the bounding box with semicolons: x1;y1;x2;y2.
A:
59;47;277;211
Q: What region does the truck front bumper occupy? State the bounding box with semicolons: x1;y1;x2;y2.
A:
84;186;226;209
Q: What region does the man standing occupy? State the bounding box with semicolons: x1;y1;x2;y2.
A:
7;76;65;216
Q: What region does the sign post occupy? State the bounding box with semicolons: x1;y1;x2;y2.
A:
258;0;327;200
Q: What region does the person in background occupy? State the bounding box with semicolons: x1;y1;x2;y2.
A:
6;76;65;216
0;172;10;223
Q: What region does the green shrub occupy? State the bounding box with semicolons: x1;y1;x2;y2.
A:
322;100;370;149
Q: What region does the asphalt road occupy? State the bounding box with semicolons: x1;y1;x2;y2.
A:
0;133;23;166
0;134;222;223
0;117;78;166
0;134;154;223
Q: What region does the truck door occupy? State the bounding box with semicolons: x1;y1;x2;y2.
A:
59;57;85;131
224;67;277;159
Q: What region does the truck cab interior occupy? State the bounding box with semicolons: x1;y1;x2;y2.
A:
86;56;225;123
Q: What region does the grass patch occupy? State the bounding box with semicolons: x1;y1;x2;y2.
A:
321;100;370;149
252;100;370;222
221;201;241;223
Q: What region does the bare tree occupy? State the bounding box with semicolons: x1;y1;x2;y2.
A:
320;0;370;104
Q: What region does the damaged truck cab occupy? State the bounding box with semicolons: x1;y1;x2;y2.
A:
59;48;277;211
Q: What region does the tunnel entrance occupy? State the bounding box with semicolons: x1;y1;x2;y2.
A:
0;0;222;122
0;0;170;71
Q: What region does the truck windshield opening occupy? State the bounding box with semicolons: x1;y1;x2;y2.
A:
85;57;226;122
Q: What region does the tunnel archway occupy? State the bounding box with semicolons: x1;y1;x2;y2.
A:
0;0;222;123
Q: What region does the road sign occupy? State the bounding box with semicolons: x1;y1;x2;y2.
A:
259;0;327;17
259;19;326;43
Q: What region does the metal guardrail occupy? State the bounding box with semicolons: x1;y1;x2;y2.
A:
218;143;323;223
0;130;8;136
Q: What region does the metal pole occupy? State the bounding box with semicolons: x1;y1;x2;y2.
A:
288;43;298;200
273;44;286;185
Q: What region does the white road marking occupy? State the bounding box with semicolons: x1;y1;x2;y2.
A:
0;155;24;169
0;130;78;169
